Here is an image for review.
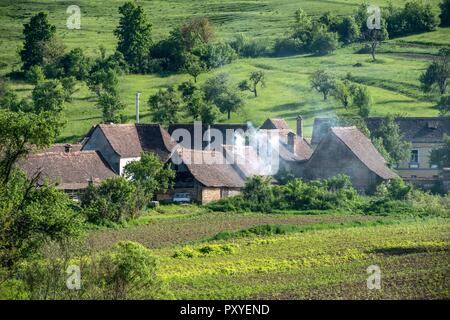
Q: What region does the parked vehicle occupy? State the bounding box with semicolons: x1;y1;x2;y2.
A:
173;193;192;203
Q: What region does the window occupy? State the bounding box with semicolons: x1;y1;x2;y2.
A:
409;150;419;168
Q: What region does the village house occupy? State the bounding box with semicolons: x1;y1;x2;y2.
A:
82;123;176;175
302;127;398;192
312;117;450;190
159;148;246;204
20;150;116;200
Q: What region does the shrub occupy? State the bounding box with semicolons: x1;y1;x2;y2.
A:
273;37;306;56
81;177;140;224
95;241;160;299
309;29;339;56
173;244;238;258
375;178;413;201
25;65;45;85
230;34;270;57
197;42;237;69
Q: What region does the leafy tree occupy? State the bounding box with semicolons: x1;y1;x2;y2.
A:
81;177;139;224
292;8;313;43
310;69;335;100
0;170;83;268
197;42;237;69
60;76;77;102
97;91;125;123
203;73;243;119
420;49;450;95
20;12;56;71
124;152;175;201
332;79;353;109
114;2;153;72
371;115;411;165
59;48;91;80
148;86;182;125
199;103;220;124
437;94;450;115
242;176;274;212
229;34;269;58
430;134;450;168
87;68;119;96
184;90;204;120
25;65;45;85
337;16;361;44
179;17;215;51
183;53;205;82
0;110;62;184
96;241;159;299
178;80;197;100
309;25;339;56
365;26;389;62
31;79;65;114
440;0;450;27
352;84;372;117
238;71;265;97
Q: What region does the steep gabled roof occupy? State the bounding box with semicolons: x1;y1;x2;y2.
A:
260;118;290;130
168;123;250;149
330;127;398;180
174;149;245;188
365;117;450;143
87;124;176;160
20;151;116;190
312;117;450;145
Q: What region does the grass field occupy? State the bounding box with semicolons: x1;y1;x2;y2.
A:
86;206;450;299
1;1;449;142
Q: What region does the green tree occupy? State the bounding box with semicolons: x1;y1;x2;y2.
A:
420;49;450;95
96;241;159;299
371;115;411;165
440;0;450;27
60;48;91;80
332;79;353;109
337;16;361;44
124;152;175;201
183;53;205;82
148;86;182;125
0;110;62;184
25;65;45;85
309;25;339;56
199;103;220;124
430;134;450;168
31;79;65;114
352;84;372;117
238;71;265;97
97;91;125;123
114;2;153;72
81;177;139;224
242;176;274;212
310;69;335;100
203;73;243;119
88;68;119;96
20;12;56;71
60;76;77;102
437;94;450;115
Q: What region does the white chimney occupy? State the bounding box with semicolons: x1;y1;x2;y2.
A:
136;92;141;124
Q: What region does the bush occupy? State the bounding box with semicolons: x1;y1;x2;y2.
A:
196;42;237;69
95;241;160;299
229;34;270;57
81;177;140;224
273;37;306;56
173;244;237;259
309;30;339;56
25;65;45;85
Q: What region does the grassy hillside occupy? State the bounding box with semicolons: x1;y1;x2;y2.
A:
0;0;448;142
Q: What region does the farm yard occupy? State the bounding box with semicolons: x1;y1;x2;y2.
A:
84;206;450;299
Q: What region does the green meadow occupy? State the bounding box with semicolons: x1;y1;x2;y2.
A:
86;206;450;299
0;1;448;141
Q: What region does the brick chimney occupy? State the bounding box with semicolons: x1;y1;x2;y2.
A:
287;132;295;153
64;144;73;153
296;115;303;138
